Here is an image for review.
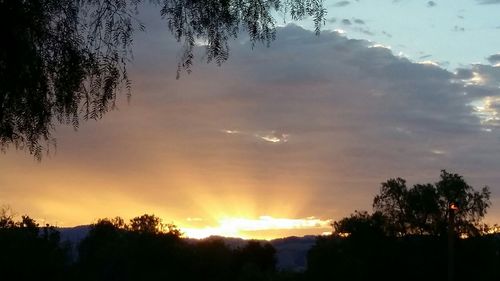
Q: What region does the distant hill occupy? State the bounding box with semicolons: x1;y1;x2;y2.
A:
58;226;319;271
271;235;317;271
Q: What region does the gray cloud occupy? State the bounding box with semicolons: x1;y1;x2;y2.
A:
382;31;392;38
3;23;500;226
334;1;350;7
477;0;500;4
355;27;374;36
342;19;352;25
327;17;337;23
353;18;365;24
487;54;500;65
427;1;436;7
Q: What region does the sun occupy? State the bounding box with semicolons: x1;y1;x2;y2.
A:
180;215;331;240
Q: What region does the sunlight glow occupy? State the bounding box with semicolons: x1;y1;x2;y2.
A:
464;72;485;86
257;132;289;143
418;60;440;67
470;97;500;127
181;216;331;240
369;44;391;50
431;149;446;155
221;129;240;134
333;28;346;34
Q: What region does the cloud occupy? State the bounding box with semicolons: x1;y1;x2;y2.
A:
476;0;500;4
3;23;500;232
256;131;289;144
487;54;500;65
221;129;289;144
334;1;350;7
355;27;374;36
353;18;365;24
427;1;437;7
342;19;352;25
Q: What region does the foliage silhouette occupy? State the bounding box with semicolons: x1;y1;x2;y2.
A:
2;206;500;281
371;170;491;237
0;209;69;281
308;170;496;281
75;214;278;281
0;0;326;160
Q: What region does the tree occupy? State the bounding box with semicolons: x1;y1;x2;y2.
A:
1;0;326;159
77;214;186;281
332;210;387;239
371;170;490;237
312;173;493;281
235;241;277;281
0;210;69;281
129;213;182;236
333;170;491;237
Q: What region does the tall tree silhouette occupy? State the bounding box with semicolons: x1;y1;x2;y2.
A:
0;0;326;159
372;170;490;237
309;171;495;281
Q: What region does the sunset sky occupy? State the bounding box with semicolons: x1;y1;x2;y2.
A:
1;0;500;240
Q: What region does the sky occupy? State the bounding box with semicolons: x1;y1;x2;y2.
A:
1;0;500;240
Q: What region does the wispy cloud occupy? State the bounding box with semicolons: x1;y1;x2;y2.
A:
334;1;350;7
256;131;289;144
477;0;500;4
341;19;352;25
353;18;365;25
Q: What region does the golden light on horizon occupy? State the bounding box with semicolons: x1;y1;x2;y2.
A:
180;215;332;240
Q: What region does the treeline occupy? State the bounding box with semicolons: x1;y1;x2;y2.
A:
309;232;500;281
1;212;500;281
0;213;278;281
1;170;500;280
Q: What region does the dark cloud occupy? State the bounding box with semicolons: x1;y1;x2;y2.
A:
334;1;350;7
487;54;500;65
427;1;436;7
455;68;474;80
342;19;352;25
453;25;465;32
353;18;365;24
3;23;500;227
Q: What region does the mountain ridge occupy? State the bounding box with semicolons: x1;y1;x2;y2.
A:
58;225;319;271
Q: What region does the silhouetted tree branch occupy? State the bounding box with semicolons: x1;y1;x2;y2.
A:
0;0;326;160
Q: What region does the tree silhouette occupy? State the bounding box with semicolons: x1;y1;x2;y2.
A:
0;210;69;281
0;0;326;159
372;170;490;237
308;171;495;281
332;210;387;239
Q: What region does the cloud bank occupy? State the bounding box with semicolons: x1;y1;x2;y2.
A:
2;23;500;235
